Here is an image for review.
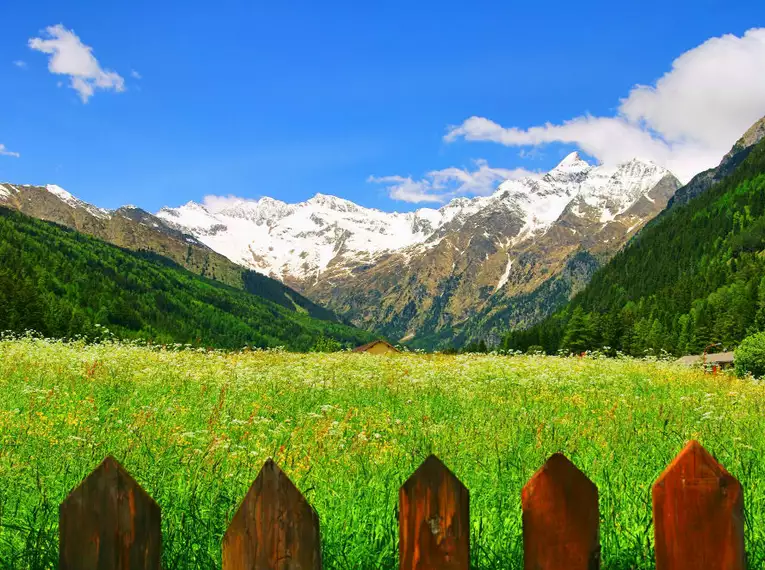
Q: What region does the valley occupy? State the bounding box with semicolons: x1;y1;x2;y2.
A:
3;120;765;355
3;9;765;570
117;154;681;347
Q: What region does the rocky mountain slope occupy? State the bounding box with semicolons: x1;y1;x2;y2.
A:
502;118;765;357
0;183;340;322
666;116;765;210
158;154;681;347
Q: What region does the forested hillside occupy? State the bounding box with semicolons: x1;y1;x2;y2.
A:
503;138;765;356
0;207;375;350
0;184;340;323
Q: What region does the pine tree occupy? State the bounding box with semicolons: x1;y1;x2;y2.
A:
562;307;594;354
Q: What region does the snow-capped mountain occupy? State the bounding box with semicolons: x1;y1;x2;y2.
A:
157;154;681;345
157;153;674;285
158;193;449;283
1;153;680;347
156;191;497;286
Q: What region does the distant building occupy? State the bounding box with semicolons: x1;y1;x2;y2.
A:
352;340;399;355
676;352;735;372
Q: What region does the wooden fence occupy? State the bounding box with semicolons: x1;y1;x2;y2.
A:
57;440;745;570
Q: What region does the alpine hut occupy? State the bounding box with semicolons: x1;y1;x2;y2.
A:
352;340;399;355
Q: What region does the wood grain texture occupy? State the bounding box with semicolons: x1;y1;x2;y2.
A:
59;456;161;570
653;440;746;570
522;453;600;570
399;455;469;570
222;458;322;570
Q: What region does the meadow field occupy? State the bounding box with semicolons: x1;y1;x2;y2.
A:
1;337;764;569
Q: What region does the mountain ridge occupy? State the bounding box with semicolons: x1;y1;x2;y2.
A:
666;116;765;210
0;205;374;349
157;153;673;285
158;154;680;346
3;153;681;349
0;182;341;323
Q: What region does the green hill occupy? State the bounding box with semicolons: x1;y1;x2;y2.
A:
0;207;375;350
0;183;341;324
502;138;765;356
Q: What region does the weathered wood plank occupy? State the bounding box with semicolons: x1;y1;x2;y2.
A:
522;453;600;570
653;440;745;570
399;455;469;570
59;456;161;570
222;458;322;570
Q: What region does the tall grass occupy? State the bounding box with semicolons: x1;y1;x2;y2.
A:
1;337;764;569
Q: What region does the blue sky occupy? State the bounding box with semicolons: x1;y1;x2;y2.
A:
1;0;765;212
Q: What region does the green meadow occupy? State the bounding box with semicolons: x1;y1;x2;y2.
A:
1;337;764;569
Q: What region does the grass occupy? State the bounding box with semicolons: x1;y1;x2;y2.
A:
1;337;764;569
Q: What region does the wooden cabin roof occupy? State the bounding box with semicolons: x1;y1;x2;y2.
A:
352;340;399;353
676;352;735;366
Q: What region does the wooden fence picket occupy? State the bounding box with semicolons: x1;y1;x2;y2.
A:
50;442;753;568
522;453;600;570
652;440;746;570
222;458;322;570
398;455;469;570
59;456;161;570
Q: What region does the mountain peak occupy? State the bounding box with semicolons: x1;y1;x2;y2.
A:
45;184;77;205
552;151;591;173
307;193;360;212
44;184;112;219
309;192;345;204
723;115;765;163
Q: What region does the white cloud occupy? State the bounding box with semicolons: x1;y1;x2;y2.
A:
369;160;537;203
130;69;141;79
13;60;27;68
0;144;20;158
201;194;258;212
446;28;765;183
367;175;444;203
28;24;125;103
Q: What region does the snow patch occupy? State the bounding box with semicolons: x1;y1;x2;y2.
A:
46;184;111;219
495;256;513;292
46;184;79;207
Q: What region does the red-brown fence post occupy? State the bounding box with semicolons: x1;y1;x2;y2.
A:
522;453;600;570
399;455;469;570
653;440;745;570
222;458;322;570
59;456;161;570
